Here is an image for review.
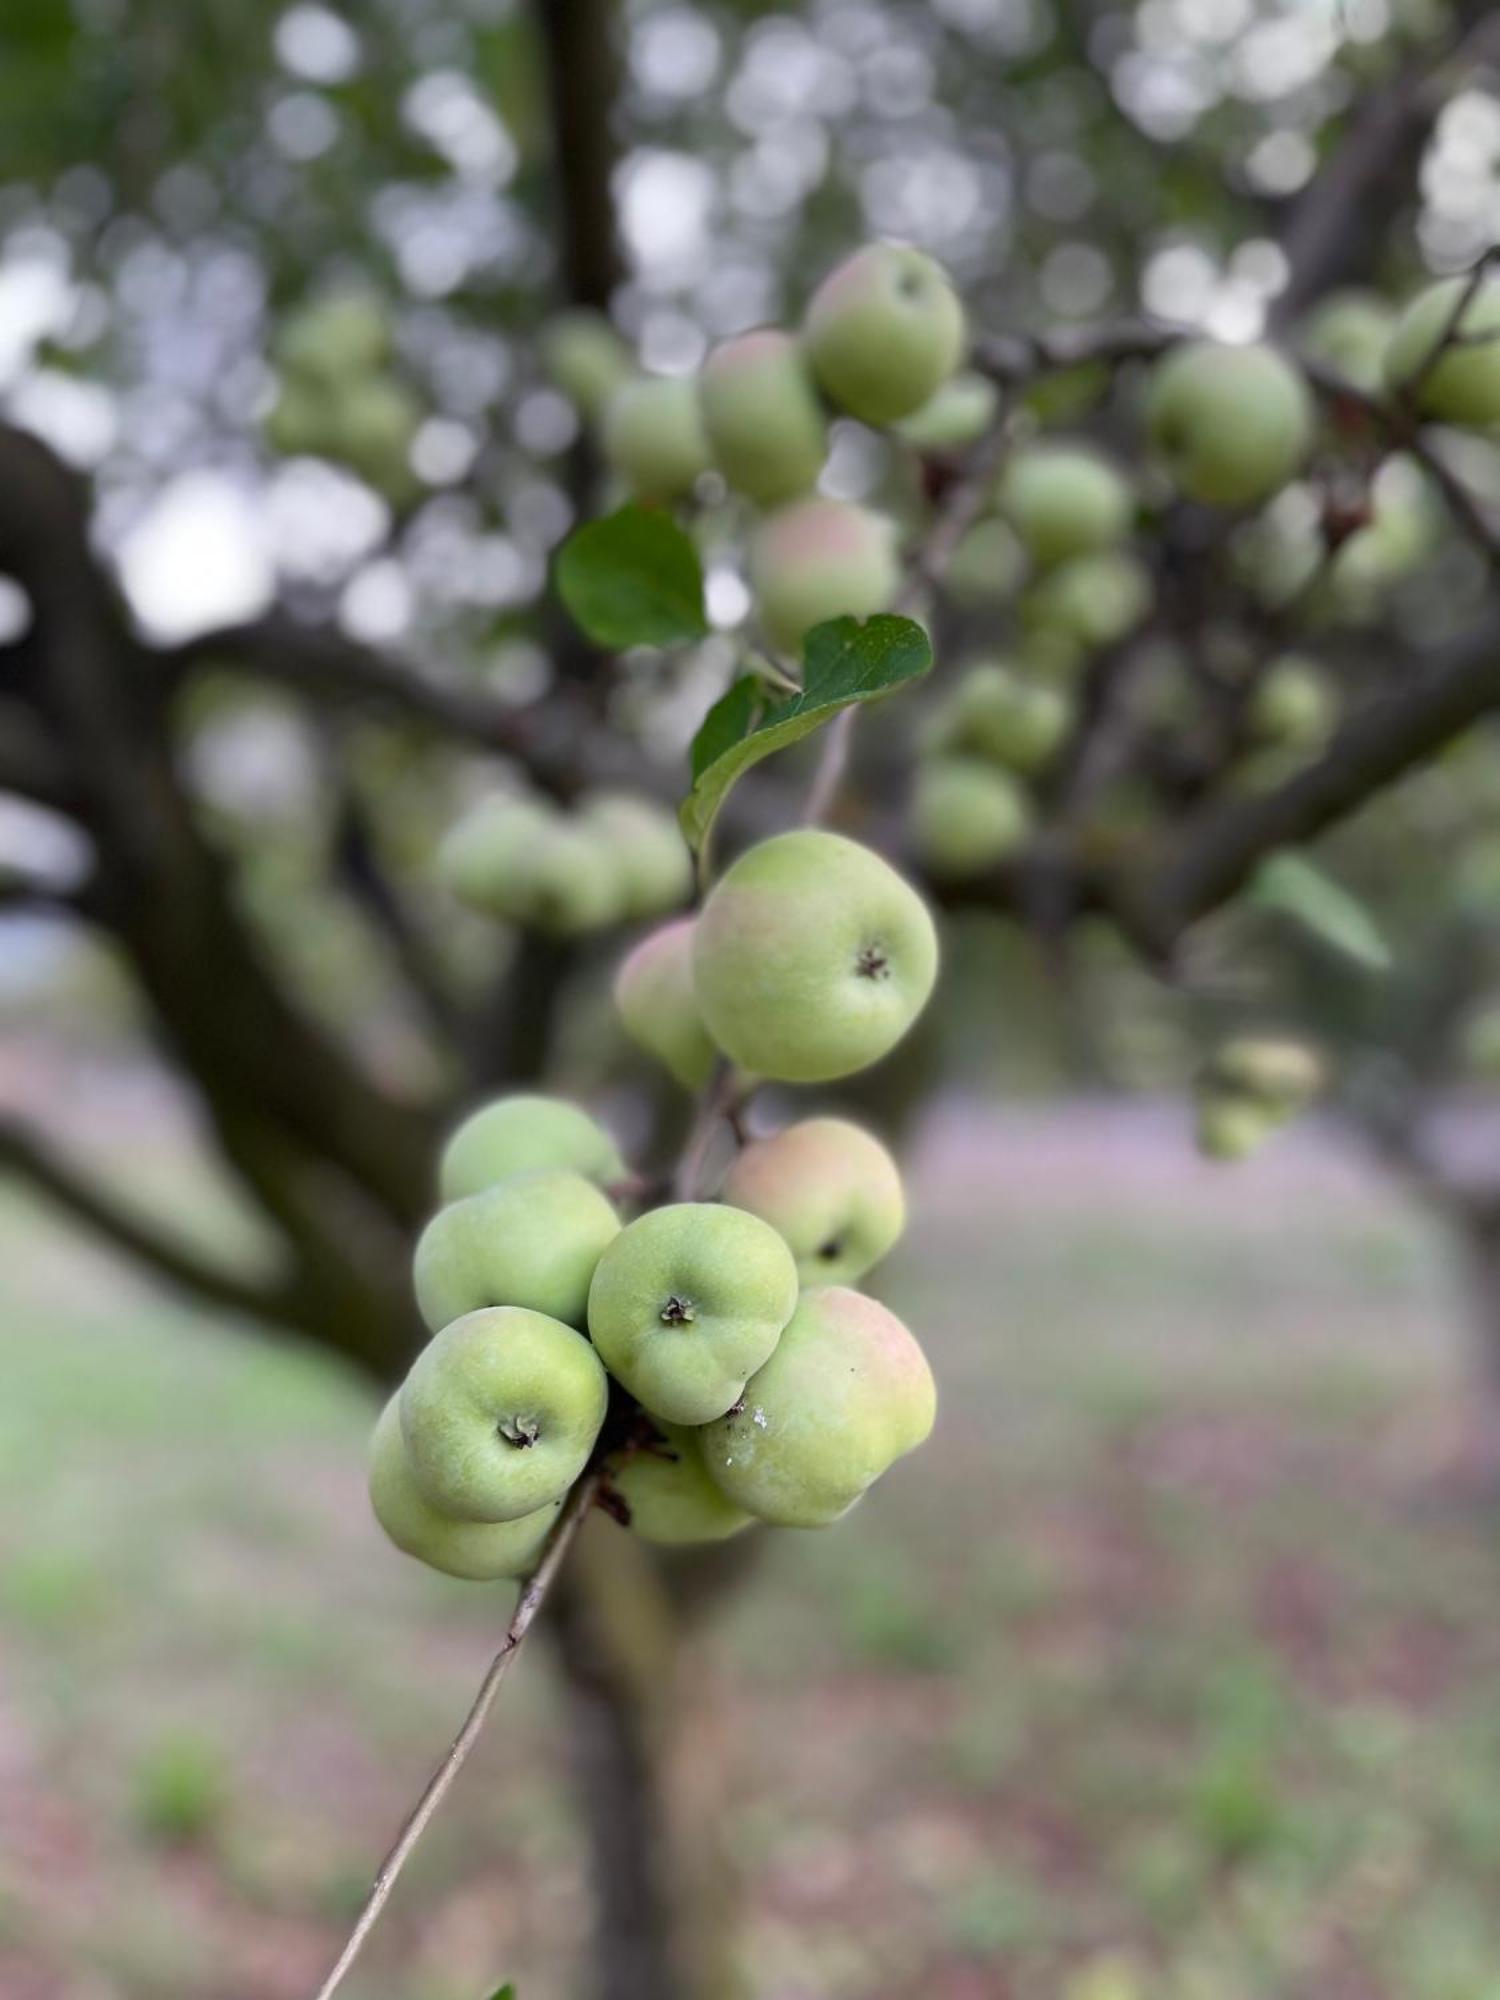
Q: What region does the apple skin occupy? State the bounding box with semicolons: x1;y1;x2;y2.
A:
400;1305;609;1522
602;375;711;501
541;309;635;422
1195;1091;1273;1163
720;1117;905;1286
911;757;1031;879
1022;550;1152;651
278;292;392;383
938;662;1073;774
698;329;828;504
580;792;693;919
436;793;554;918
1146;341;1313;506
1384;277;1500;426
1298;289;1393;395
804;244;966;425
608;1422;754;1545
895;371;1000;452
369;1399;564;1581
1246;658;1335;750
587;1202;799;1425
748;498;900;656
692;829;939;1083
699;1286;936;1528
413;1169;621;1333
1207;1036;1323;1113
438;1094;625;1203
996;443;1133;568
613;918;718;1091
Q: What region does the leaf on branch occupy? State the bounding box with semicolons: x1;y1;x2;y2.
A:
554;505;707;650
1246;852;1392;973
483;1985;517;1999
679;614;933;852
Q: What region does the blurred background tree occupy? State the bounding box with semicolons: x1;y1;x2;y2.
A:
7;2;1500;1996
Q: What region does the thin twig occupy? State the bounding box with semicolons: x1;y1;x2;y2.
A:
672;1059;742;1201
310;1469;602;2000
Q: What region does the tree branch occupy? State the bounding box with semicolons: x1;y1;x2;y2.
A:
0;1115;294;1324
311;1468;603;2000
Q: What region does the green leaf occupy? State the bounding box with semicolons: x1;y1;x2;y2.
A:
554;505;707;650
679;614;932;853
1247;852;1392;973
483;1986;517;2000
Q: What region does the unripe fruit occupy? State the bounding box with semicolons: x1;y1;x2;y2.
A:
1023;550;1152;651
943;516;1027;609
996;443;1133;569
369;1399;564;1580
693;830;939;1082
333;376;422;498
586;1202;799;1425
437;793;554;918
1195;1091;1273;1163
608;1422;754;1545
541;309;634;422
526;820;626;935
438;1093;625;1203
698;329;828;504
748;498;900;656
601;375;711;502
941;662;1073;773
400;1306;609;1521
580;792;693;919
911;757;1031;879
613;918;717;1091
804;244;966;425
1146;341;1313;507
1298;289;1393;394
699;1286;936;1527
721;1117;905;1286
895;371;1000;452
413;1169;621;1332
1384;276;1500;426
1208;1036;1323;1114
1246;658;1335;750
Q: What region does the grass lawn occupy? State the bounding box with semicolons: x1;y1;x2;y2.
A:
3;1099;1500;2000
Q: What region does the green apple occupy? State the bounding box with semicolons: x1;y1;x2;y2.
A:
541;309;635;422
940;661;1073;773
1022;550;1153;651
1146;341;1313;506
1194;1089;1273;1163
369;1399;565;1580
264;381;326;459
1298;289;1394;394
413;1169;621;1332
332;376;423;500
895;371;1000;452
580;792;693;919
438;1093;625;1203
436;793;555;917
587;1201;799;1425
1208;1036;1323;1115
607;1422;754;1545
996;443;1133;568
1384;275;1500;425
1246;657;1335;750
525;819;627;935
911;757;1031;879
720;1117;904;1286
601;375;711;502
804;243;966;424
698;328;828;504
400;1305;609;1521
699;1285;937;1527
613;918;718;1091
748;497;900;655
692;829;939;1082
942;516;1027;610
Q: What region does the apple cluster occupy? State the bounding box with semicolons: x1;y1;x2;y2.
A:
437;786;692;937
372;826;943;1579
265;291;422;503
1195;1036;1324;1161
551;243;969;657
